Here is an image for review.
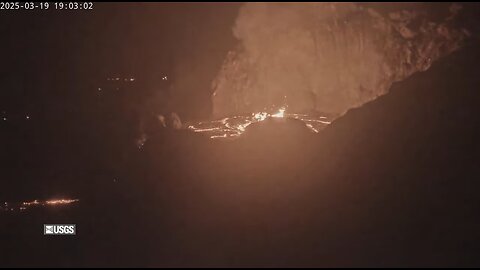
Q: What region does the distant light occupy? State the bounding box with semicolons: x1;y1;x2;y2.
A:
98;88;102;91
162;76;168;81
22;200;40;206
129;78;135;82
2;117;6;121
25;115;30;120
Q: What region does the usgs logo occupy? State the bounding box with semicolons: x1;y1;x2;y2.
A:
44;224;76;235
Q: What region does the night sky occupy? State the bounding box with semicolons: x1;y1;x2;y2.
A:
0;3;240;119
0;2;240;202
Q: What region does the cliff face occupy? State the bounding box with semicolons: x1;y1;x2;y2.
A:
212;3;468;118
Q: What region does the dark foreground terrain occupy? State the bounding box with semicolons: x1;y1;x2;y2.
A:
2;42;480;267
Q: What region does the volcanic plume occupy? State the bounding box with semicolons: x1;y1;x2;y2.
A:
212;3;468;118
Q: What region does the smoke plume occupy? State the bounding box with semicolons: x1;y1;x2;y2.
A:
212;3;468;117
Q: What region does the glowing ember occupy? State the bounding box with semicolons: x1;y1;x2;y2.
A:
187;107;333;139
271;107;285;118
253;112;268;121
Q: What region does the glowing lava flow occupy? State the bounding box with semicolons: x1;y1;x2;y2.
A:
45;199;80;205
1;198;80;212
187;107;332;139
271;107;285;118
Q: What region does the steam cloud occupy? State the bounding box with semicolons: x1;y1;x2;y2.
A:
212;3;468;117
